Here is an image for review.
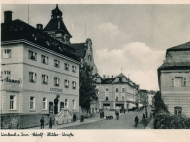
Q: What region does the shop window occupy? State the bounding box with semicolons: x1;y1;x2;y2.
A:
174;106;182;116
42;97;47;110
2;49;11;58
28;50;37;61
54;77;59;87
41;55;48;64
30;96;35;110
10;95;16;110
54;59;60;68
42;75;48;84
29;72;36;83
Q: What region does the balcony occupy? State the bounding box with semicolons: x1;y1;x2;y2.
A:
1;78;21;92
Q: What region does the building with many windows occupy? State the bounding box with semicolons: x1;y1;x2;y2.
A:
96;73;140;111
1;7;80;128
158;41;190;117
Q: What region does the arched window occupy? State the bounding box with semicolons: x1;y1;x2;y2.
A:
60;102;64;111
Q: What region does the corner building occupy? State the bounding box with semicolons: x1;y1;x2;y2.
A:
158;42;190;117
1;7;80;128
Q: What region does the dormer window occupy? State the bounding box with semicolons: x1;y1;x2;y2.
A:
88;55;92;61
58;21;60;29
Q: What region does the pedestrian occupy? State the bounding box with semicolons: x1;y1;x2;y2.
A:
102;111;104;118
73;114;76;122
100;111;102;118
40;117;45;129
124;109;125;114
134;116;139;127
49;117;52;129
145;111;148;118
142;113;145;122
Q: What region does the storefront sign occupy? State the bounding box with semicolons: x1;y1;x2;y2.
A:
50;88;63;92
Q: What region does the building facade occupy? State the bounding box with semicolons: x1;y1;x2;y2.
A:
1;7;81;128
158;42;190;117
96;73;140;111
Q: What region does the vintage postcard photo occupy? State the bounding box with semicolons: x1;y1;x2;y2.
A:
1;1;190;142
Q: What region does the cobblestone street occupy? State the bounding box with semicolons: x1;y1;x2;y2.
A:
62;107;151;129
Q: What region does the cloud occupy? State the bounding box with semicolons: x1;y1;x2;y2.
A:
94;42;165;91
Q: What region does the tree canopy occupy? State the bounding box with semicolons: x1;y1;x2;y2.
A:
79;62;98;112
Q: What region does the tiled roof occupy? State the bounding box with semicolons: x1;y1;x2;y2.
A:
158;61;190;70
166;42;190;56
1;19;79;61
43;19;72;37
70;43;87;60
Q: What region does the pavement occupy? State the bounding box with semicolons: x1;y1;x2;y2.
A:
28;108;154;129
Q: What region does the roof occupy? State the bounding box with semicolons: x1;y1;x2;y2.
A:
158;61;190;70
1;19;79;61
52;4;62;16
70;43;87;60
43;18;72;37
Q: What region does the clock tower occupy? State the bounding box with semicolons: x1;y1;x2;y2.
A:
43;4;72;44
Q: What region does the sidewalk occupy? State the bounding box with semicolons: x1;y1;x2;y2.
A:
28;112;126;129
145;118;154;129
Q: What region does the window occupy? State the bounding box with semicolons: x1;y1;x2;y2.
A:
72;100;75;110
42;98;47;110
30;96;35;110
29;72;36;83
72;66;76;73
28;50;37;60
183;78;187;87
175;77;183;87
41;55;48;64
105;96;109;101
10;95;16;110
174;106;182;116
65;80;69;88
115;96;118;101
2;71;11;79
122;88;125;92
122;96;125;101
72;81;76;89
54;77;59;87
105;88;109;92
65;63;69;71
42;75;48;84
116;88;119;92
54;59;60;68
65;99;68;108
60;102;64;111
2;49;11;58
171;78;174;87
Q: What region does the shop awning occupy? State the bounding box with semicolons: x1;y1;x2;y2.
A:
138;104;143;107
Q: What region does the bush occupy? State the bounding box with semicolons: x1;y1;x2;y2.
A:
154;113;190;129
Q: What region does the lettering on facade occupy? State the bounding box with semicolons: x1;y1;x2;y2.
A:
50;88;63;92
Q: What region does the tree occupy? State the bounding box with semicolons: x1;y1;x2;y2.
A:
79;62;98;114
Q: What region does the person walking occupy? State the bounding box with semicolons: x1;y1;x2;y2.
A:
134;116;139;127
40;117;45;129
49;117;52;129
145;111;148;118
142;113;145;122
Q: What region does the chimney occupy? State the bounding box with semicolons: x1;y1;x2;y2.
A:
107;75;109;78
103;75;106;79
112;75;113;78
36;24;43;30
4;11;13;23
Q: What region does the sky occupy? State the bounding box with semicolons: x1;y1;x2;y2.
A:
2;4;190;91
